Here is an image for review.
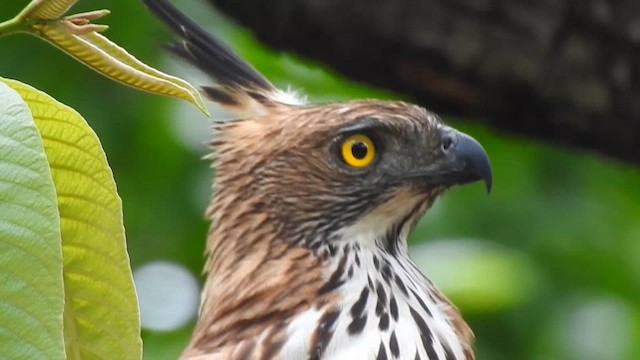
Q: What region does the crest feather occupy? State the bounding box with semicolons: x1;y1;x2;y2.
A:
142;0;305;118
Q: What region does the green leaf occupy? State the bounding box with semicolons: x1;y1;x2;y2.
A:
2;78;143;360
0;82;65;359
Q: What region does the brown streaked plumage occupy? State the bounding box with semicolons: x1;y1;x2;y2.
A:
142;1;492;359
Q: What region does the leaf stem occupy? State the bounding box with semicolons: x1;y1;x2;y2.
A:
0;16;28;38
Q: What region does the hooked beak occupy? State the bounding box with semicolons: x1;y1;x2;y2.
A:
407;129;493;193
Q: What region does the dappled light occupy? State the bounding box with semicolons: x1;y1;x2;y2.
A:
134;261;200;332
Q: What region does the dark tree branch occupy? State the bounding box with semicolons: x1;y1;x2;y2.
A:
209;0;640;163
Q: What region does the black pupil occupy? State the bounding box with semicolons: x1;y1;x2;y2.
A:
351;142;368;159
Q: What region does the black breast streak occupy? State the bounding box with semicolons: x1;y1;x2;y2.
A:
309;310;340;360
389;330;400;358
379;313;390;331
375;300;384;317
375;281;387;317
410;288;433;317
351;287;369;318
328;243;337;256
389;297;399;321
382;200;424;257
376;281;387;304
410;307;438;360
377;342;388;360
347;314;368;334
394;274;409;296
348;286;369;334
443;344;455;360
393;255;427;293
428;292;437;304
318;254;347;295
381;264;393;285
373;255;380;270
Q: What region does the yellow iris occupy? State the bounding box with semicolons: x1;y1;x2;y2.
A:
341;134;375;168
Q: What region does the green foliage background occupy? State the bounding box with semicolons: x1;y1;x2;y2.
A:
2;0;639;359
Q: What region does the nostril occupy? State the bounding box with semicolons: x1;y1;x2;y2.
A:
442;135;454;153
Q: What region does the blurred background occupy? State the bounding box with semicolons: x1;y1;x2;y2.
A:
1;0;639;359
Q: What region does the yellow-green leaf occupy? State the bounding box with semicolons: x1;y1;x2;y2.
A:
81;31;205;106
2;78;143;360
0;0;208;115
33;22;208;115
0;80;65;359
21;0;79;20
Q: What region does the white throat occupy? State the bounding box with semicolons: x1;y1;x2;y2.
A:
280;210;471;360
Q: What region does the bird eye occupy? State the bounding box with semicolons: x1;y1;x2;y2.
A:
341;134;375;168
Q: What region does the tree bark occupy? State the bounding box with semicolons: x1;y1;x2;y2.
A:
209;0;640;163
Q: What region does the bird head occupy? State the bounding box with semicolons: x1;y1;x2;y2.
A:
212;99;492;249
141;0;491;249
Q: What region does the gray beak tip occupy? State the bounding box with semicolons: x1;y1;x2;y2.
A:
451;131;493;194
484;174;493;194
